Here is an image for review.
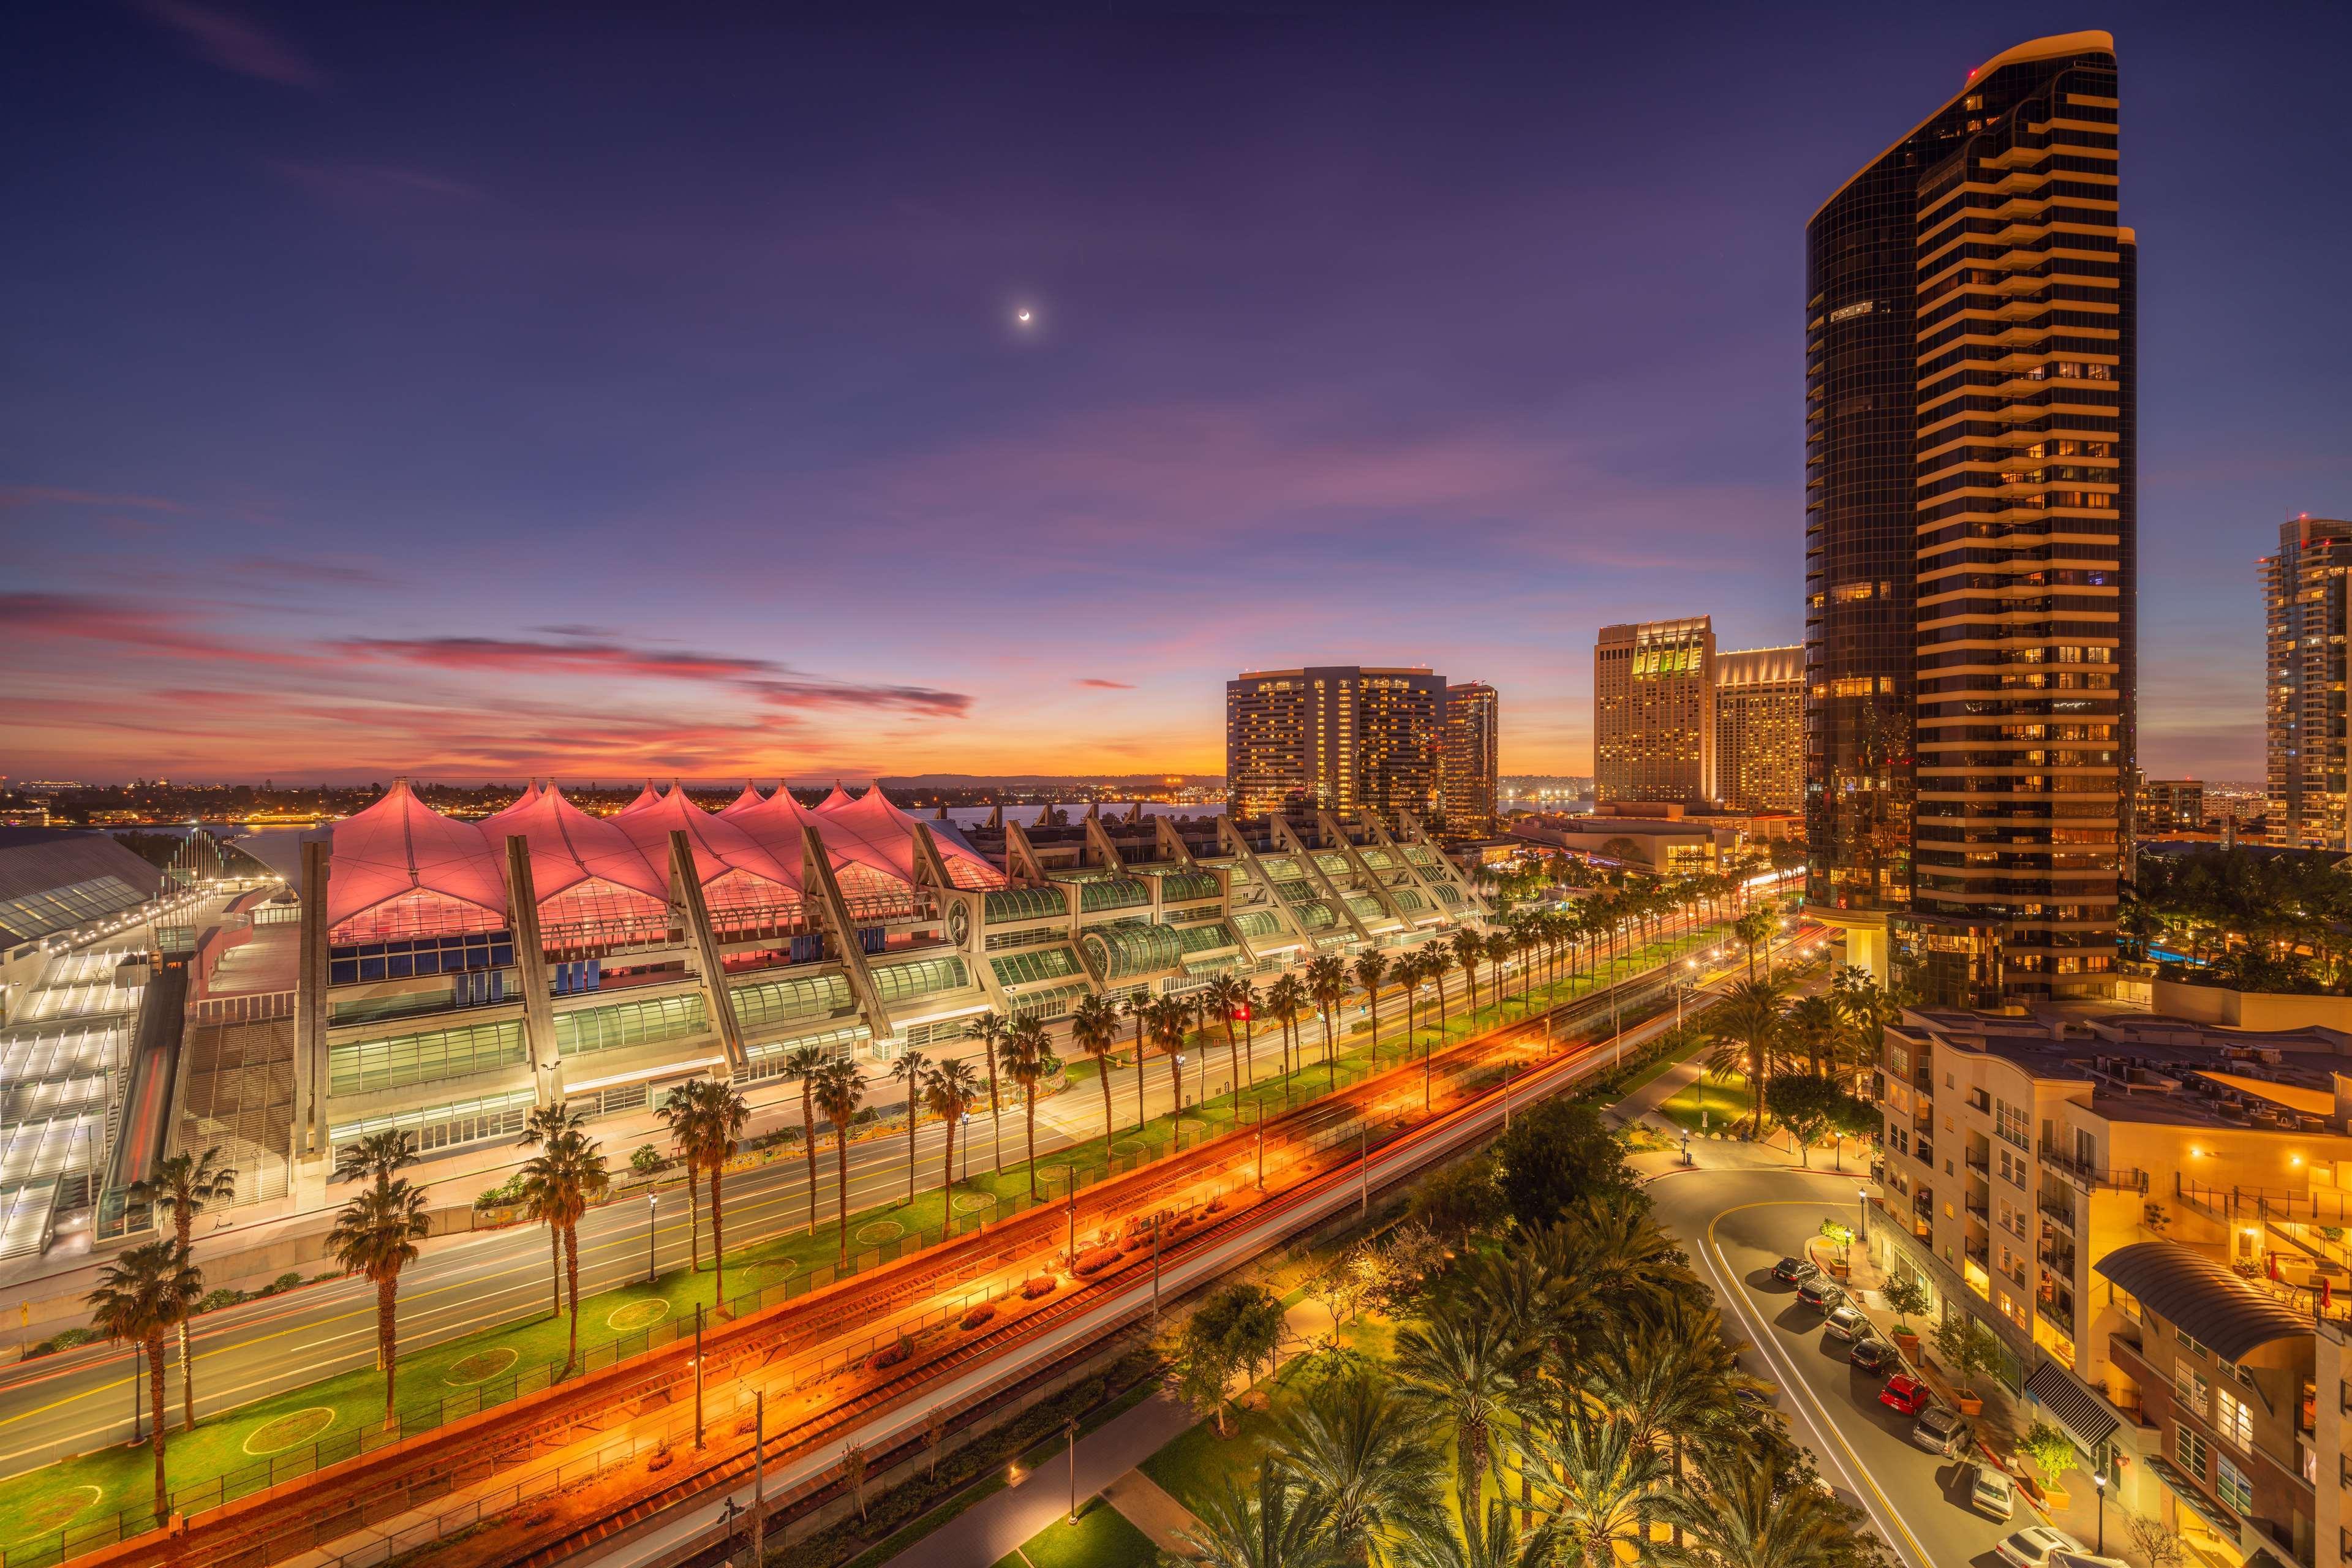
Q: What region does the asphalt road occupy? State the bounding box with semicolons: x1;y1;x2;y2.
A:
0;912;1754;1478
1650;1166;2024;1568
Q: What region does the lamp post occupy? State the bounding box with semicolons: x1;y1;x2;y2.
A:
2093;1471;2106;1553
646;1191;657;1284
693;1303;704;1449
751;1390;766;1567
1065;1416;1080;1525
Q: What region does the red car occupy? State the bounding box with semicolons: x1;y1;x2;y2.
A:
1879;1374;1932;1415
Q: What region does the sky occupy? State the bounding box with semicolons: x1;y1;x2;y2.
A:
4;2;2347;786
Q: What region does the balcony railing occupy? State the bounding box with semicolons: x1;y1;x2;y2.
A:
2039;1143;2147;1192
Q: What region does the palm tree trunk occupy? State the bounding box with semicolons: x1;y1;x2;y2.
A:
377;1276;399;1422
1024;1098;1039;1200
1242;1017;1254;1086
1098;1069;1115;1160
564;1224;581;1373
549;1226;563;1319
178;1316;195;1435
1366;992;1381;1061
835;1131;851;1267
904;1096;918;1206
800;1085;819;1235
710;1166;726;1309
1165;1050;1183;1123
1135;1026;1149;1131
1324;1010;1336;1087
687;1166;702;1273
1224;1022;1240;1096
148;1335;168;1519
941;1114;958;1209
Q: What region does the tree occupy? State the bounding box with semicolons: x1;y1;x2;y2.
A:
1181;1466;1344;1568
1484;932;1515;1016
1653;1453;1856;1568
2122;1507;2188;1568
839;1441;869;1521
1394;1314;1520;1509
1352;951;1390;1059
86;1239;201;1517
2016;1420;2078;1496
1517;1411;1666;1568
812;1060;867;1266
1706;978;1789;1137
1410;1153;1506;1246
129;1145;235;1433
924;1057;981;1202
519;1128;609;1371
1234;976;1261;1089
1179;1283;1287;1435
1828;1093;1878;1171
1121;990;1155;1129
1395;1498;1556;1568
1452;928;1485;1015
1272;1371;1446;1564
1733;908;1776;979
1782;995;1843;1077
1150;996;1189;1121
1002;1017;1060;1197
1492;1095;1638;1233
1306;954;1348;1087
326;1177;431;1422
1881;1274;1931;1335
658;1083;712;1275
1208;972;1250;1092
1267;974;1308;1089
1931;1314;2002;1392
1764;1074;1846;1168
1069;993;1122;1150
781;1043;832;1235
888;1047;929;1205
333;1128;417;1189
519;1104;587;1321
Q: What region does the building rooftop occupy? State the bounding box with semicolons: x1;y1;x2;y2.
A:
2095;1240;2312;1359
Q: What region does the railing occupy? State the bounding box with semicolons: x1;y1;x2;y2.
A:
2040;1144;2146;1192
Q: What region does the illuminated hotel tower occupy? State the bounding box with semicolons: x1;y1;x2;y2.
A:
1804;32;2133;1003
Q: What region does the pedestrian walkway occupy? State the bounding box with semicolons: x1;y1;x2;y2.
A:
1100;1470;1200;1558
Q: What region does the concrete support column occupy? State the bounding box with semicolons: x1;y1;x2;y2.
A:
668;831;746;1074
500;835;564;1106
293;839;330;1163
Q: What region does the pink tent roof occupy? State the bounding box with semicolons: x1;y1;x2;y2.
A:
484;783;668;903
618;781;666;815
481;781;542;826
813;783;856;813
326;780;510;929
610;783;802;895
723;782;913;889
824;788;1003;888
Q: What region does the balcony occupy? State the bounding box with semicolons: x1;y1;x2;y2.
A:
1965;1198;1990;1224
1965;1152;1991;1180
2038;1143;2147;1193
2038;1194;2077;1232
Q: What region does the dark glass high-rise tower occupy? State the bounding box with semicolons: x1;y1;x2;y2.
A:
1804;32;2133;1003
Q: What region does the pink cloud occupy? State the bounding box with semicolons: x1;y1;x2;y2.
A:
1074;677;1136;690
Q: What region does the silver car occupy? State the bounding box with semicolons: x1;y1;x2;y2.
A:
1911;1404;1972;1457
1824;1303;1871;1341
1967;1463;2016;1521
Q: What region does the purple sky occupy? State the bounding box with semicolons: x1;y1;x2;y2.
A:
5;2;2346;785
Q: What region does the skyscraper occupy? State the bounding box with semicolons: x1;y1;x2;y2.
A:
1805;32;2133;1003
1594;618;1715;807
1225;666;1446;819
1714;646;1804;813
1442;681;1500;830
2264;516;2352;849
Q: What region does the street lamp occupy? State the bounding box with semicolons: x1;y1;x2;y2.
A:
1857;1186;1870;1248
2093;1472;2106;1553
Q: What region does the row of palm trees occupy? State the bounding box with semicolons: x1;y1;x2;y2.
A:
1184;1191;1864;1568
1702;967;1902;1139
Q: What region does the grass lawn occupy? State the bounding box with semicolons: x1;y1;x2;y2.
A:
1657;1067;1757;1138
4;919;1746;1544
1615;1026;1706;1100
993;1496;1160;1568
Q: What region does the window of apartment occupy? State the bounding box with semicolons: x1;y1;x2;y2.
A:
2177;1427;2210;1485
2178;1329;2211;1360
2174;1359;2211;1416
2215;1388;2254;1450
2215;1455;2253;1516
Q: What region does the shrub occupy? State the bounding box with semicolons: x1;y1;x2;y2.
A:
473;1175;527;1210
959;1304;997;1331
24;1327;100;1359
274;1271;304;1293
311;1270;344;1284
1074;1247;1123;1277
197;1287;247;1314
1205;1196;1224;1215
629;1145;666;1177
869;1333;914;1372
1022;1276;1057;1300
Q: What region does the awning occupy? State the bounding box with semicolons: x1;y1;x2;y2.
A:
2143;1456;2241;1536
2024;1360;2120;1450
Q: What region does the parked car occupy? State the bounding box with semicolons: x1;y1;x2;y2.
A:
1773;1255;1820;1285
1735;1381;1779;1409
1967;1463;2016;1521
1797;1276;1845;1311
1912;1404;1973;1457
1849;1336;1896;1374
1996;1528;2086;1568
2049;1553;2131;1568
1877;1374;1932;1415
1825;1303;1871;1341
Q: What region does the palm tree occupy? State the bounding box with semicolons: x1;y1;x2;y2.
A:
812;1060;866;1267
1273;1372;1446;1567
1267;974;1308;1090
888;1047;929;1205
1654;1453;1853;1568
924;1058;981;1201
1305;955;1347;1087
1590;1298;1760;1541
1207;973;1249;1092
1182;1465;1345;1568
1148;996;1189;1123
973;1008;1008;1170
1451;928;1483;1015
1234;976;1261;1088
782;1043;832;1235
1517;1411;1667;1568
519;1129;609;1371
333;1128;417;1190
1706;978;1789;1137
518;1104;587;1319
1782;994;1842;1077
1001;1017;1059;1199
86;1240;201;1517
326;1177;431;1422
658;1083;714;1275
1484;932;1515;1016
1121;990;1154;1129
1351;951;1390;1060
1561;1189;1700;1310
1069;994;1121;1150
130;1145;235;1433
1396;1499;1557;1568
1393;1314;1519;1510
687;1079;748;1305
1733;907;1776;979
